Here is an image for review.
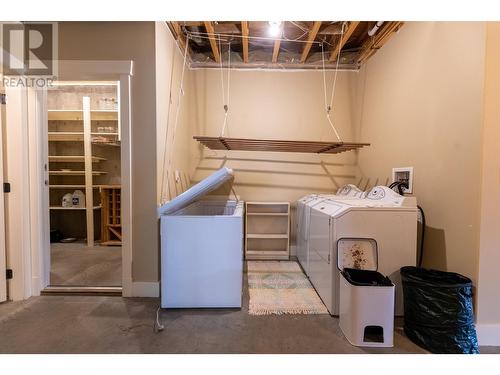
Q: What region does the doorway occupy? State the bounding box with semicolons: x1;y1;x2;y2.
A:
46;82;122;289
0;87;6;303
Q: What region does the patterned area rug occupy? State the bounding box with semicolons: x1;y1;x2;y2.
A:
247;261;328;315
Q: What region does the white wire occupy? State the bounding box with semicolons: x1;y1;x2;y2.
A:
329;22;345;110
320;22;346;143
162;37;189;203
155;306;164;332
321;43;328;111
220;42;231;137
186;30;325;45
219;36;225;107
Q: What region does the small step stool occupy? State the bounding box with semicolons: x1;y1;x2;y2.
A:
337;238;395;347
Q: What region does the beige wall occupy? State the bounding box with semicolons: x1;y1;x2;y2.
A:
156;23;199;206
353;22;486;282
58;22;158;282
476;22;500;343
191;69;359;243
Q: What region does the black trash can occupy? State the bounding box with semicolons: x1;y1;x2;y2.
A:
400;266;479;354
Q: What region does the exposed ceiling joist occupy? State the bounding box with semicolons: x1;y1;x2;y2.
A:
329;21;360;62
167;21;404;69
241;21;249;63
357;22;403;64
204;21;221;63
272;39;281;63
300;21;322;63
171;21;187;50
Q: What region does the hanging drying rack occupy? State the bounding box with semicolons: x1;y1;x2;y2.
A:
188;23;371;155
193;136;369;154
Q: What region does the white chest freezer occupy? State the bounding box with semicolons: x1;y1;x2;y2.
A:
158;168;244;308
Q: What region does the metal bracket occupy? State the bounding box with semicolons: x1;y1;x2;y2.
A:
0;93;6;105
6;269;13;280
3;182;10;193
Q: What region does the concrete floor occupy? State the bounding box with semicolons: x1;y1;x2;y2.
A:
50;242;121;286
1;272;498;354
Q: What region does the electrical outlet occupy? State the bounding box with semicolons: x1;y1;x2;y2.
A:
392;167;414;194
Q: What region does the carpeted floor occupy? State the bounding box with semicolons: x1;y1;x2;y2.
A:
50;242;122;286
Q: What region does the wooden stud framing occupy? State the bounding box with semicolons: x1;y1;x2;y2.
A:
171;21;187;50
241;21;249;63
204;21;221;63
357;22;404;64
272;39;281;63
329;21;359;62
300;21;322;63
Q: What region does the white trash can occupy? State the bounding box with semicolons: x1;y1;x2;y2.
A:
337;238;395;347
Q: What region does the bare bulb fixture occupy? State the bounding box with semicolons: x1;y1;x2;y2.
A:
268;21;282;37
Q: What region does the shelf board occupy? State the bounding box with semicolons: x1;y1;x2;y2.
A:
245;250;289;260
246;234;288;239
92;132;119;136
48;109;118;121
49;185;101;189
49;132;118;142
50;206;102;210
91;110;118;121
49;155;106;163
246;212;289;216
49;170;108;176
48;132;84;141
48;110;83;121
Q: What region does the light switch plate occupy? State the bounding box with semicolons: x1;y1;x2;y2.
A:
392;167;414;194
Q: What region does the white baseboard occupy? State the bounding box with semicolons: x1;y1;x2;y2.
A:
290;245;297;257
476;324;500;346
131;282;159;297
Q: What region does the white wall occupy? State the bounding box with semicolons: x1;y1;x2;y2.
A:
156;23;199;205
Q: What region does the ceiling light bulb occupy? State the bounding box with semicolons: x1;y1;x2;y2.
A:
268;21;282;37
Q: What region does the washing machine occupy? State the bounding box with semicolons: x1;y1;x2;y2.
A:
297;195;329;275
296;185;366;275
304;186;417;316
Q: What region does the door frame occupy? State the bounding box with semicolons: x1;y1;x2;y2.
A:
7;60;134;300
0;86;6;303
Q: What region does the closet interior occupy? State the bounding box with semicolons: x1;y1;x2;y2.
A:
47;82;122;287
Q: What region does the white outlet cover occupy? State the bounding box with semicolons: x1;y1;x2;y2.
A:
392;167;414;194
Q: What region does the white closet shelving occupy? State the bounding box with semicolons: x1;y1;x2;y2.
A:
245;202;290;260
48;83;120;247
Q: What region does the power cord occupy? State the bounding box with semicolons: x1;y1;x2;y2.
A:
155;306;164;332
389;181;426;267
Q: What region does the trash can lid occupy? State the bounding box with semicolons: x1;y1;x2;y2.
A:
342;268;393;287
337;238;378;272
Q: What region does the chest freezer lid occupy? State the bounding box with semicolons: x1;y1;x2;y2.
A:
158;167;234;216
337;238;378;272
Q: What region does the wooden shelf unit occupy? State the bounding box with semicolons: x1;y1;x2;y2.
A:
245;202;290;260
101;186;122;246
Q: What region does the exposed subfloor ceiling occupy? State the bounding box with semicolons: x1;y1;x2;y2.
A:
167;21;404;70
